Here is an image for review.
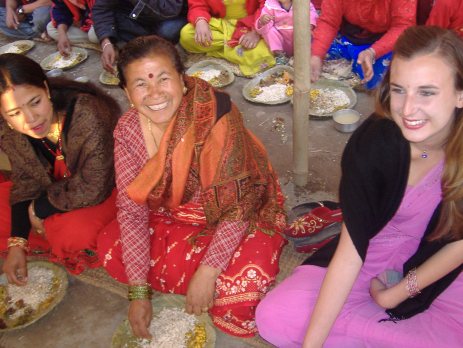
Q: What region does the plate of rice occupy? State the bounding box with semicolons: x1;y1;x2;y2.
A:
186;60;234;88
307;79;357;119
112;294;216;348
0;40;35;55
40;48;88;71
0;261;68;331
99;70;120;86
242;66;294;105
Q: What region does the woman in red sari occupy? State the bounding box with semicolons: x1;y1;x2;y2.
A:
97;35;286;338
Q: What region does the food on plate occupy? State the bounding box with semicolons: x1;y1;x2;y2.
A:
190;68;230;87
309;88;351;115
46;51;85;70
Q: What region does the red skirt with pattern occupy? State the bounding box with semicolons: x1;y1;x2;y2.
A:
0;181;117;274
98;207;286;337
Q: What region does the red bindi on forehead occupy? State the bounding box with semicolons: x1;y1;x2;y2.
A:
148;73;153;78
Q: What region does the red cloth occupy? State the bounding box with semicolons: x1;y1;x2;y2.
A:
426;0;463;38
0;182;117;274
98;204;286;337
312;0;417;58
186;0;265;45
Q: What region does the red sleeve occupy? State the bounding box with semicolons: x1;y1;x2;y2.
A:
370;0;416;58
187;0;220;25
426;0;463;38
114;110;151;283
312;0;344;58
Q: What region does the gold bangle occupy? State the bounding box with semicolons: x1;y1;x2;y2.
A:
127;284;153;301
7;237;30;253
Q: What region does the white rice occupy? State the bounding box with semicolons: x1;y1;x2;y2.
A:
138;308;197;348
197;69;222;81
5;267;54;319
3;46;22;54
311;88;351;114
52;51;81;69
253;83;288;103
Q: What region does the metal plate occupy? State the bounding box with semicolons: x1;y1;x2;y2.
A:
242;66;294;105
112;294;216;348
99;70;120;86
186;60;234;88
0;261;68;331
40;48;88;71
0;40;35;55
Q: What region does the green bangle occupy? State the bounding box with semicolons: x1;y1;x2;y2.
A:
127;285;153;301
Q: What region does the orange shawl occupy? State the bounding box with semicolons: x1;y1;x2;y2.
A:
127;76;285;232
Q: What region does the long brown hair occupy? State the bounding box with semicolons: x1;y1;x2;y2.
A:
377;26;463;241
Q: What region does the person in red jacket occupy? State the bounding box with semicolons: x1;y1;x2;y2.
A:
417;0;463;38
179;0;275;76
311;0;416;89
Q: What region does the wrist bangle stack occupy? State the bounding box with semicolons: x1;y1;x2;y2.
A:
7;237;30;253
405;268;421;298
102;41;113;51
128;284;153;301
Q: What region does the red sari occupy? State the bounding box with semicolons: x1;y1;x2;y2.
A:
98;76;287;337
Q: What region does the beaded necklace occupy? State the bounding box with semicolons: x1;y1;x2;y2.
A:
41;114;71;179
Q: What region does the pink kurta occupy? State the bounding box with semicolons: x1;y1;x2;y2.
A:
255;0;318;56
256;161;463;347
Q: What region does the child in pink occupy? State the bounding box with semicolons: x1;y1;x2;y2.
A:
255;0;318;63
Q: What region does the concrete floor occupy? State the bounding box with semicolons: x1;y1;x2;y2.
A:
0;35;375;348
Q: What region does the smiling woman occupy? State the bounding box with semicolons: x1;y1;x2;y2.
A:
97;35;287;339
0;53;121;282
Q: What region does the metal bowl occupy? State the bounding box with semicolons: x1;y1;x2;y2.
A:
332;109;361;133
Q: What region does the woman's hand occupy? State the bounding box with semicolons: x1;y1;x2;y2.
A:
2;247;28;286
194;19;212;47
357;48;375;83
28;201;45;234
57;25;71;57
128;299;153;339
186;264;220;315
258;14;273;27
239;30;260;50
5;6;20;29
310;56;323;82
101;39;117;73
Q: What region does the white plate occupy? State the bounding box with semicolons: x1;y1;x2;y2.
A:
40;48;88;71
242;66;294;105
0;40;35;55
186;60;234;88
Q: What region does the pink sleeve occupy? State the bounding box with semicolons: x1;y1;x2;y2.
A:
255;6;273;34
201;220;249;270
310;1;319;26
370;0;416;58
311;0;344;58
114;116;151;283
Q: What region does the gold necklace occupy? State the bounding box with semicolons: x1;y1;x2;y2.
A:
146;117;159;150
46;113;61;143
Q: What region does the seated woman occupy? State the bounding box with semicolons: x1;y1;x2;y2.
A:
0;54;121;282
311;0;416;90
256;26;463;347
179;0;276;76
97;35;286;338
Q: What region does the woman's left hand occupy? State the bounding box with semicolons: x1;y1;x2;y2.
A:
28;201;45;234
357;48;375;83
239;30;260;50
186;264;221;315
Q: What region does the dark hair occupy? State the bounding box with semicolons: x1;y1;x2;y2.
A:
117;35;184;88
377;26;463;241
0;53;121;117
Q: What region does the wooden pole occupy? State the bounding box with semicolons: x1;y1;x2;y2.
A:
292;0;311;186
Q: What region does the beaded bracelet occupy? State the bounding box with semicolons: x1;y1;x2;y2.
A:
7;237;30;253
128;284;153;301
405;268;421;298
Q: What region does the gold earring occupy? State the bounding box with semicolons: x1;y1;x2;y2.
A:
183;86;187;95
130;103;134;108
